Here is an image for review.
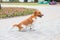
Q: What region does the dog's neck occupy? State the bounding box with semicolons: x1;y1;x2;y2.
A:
30;14;37;21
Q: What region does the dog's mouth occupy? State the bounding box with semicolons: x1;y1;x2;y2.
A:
38;15;43;18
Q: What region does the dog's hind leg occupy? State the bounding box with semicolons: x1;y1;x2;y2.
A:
17;25;23;31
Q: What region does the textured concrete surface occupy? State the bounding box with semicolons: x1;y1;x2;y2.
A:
0;4;60;40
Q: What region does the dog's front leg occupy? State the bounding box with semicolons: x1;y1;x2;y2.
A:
30;26;32;30
30;24;33;30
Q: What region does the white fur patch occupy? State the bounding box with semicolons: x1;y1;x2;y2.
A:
21;24;26;28
32;18;36;21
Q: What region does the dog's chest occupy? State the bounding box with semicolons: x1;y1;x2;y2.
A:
28;18;36;24
32;18;36;21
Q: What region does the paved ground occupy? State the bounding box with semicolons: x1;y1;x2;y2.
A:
0;4;60;40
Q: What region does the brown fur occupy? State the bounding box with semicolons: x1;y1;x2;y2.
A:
13;10;43;31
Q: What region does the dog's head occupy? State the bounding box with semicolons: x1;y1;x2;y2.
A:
34;10;43;18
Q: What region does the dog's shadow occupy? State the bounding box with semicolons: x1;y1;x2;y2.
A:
8;27;45;35
8;27;35;33
8;28;47;37
20;29;36;32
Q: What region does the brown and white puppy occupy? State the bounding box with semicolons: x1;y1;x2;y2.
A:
13;10;43;31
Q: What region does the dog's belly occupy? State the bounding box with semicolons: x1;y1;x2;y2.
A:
21;24;32;29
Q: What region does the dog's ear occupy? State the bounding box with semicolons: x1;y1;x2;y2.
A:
34;11;37;16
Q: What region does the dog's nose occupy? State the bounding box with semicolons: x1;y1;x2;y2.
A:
42;14;44;16
40;14;44;18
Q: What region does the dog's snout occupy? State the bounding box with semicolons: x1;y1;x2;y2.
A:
42;14;44;16
39;14;44;17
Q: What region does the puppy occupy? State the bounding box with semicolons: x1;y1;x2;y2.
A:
13;10;43;31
